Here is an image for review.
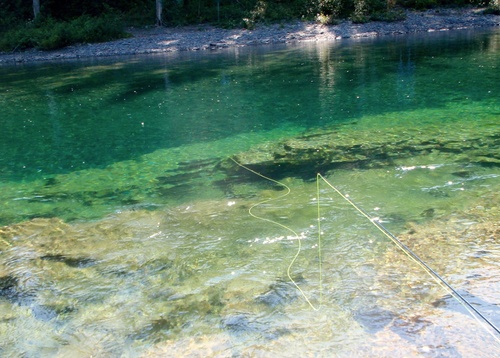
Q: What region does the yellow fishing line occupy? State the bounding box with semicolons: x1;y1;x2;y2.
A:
228;157;499;343
229;157;322;310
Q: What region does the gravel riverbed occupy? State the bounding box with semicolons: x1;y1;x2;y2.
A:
0;7;498;64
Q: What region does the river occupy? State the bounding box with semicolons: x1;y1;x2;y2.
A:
0;29;499;356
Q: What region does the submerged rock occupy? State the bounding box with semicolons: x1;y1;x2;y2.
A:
353;306;397;334
220;119;500;181
390;315;434;342
221;313;292;342
0;273;62;322
141;334;232;357
255;280;300;308
0;275;19;302
222;314;253;333
40;254;97;268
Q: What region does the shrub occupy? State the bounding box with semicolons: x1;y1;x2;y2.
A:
0;14;127;52
483;0;500;13
370;9;406;21
316;13;340;24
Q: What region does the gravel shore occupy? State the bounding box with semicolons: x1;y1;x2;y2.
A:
0;7;498;64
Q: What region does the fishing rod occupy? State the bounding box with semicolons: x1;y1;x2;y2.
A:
317;173;500;342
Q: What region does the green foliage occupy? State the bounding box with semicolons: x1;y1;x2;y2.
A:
483;7;500;14
483;0;500;13
0;14;127;52
318;0;354;18
122;2;156;26
316;13;340;24
0;0;31;31
351;0;370;23
398;0;437;10
370;9;406;21
162;0;320;27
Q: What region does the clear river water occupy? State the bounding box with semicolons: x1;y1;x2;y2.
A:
0;29;499;356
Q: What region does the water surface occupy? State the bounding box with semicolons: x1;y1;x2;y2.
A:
0;29;499;356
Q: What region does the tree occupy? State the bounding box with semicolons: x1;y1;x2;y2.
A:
33;0;40;19
156;0;163;25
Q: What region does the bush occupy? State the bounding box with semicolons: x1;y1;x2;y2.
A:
0;20;37;52
370;9;407;21
0;14;127;52
483;6;500;14
483;0;500;14
0;0;32;30
161;0;319;27
398;0;437;10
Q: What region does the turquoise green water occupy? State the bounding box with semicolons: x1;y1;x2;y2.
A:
0;29;499;356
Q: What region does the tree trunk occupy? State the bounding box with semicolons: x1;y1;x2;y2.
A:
156;0;163;26
33;0;40;19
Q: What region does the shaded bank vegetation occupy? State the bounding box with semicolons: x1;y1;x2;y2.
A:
0;0;499;51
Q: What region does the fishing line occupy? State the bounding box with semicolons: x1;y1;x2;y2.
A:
228;157;499;342
229;157;322;310
317;173;500;343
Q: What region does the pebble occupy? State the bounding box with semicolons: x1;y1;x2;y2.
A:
0;8;498;64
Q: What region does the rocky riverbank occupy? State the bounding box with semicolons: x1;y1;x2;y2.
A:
0;7;498;64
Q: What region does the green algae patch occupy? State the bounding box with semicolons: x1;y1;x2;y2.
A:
0;125;304;226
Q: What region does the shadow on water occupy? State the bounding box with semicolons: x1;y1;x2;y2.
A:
1;29;498;181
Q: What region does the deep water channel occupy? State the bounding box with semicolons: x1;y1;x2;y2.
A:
0;29;499;356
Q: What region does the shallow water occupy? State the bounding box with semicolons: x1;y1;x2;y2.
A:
0;29;499;356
